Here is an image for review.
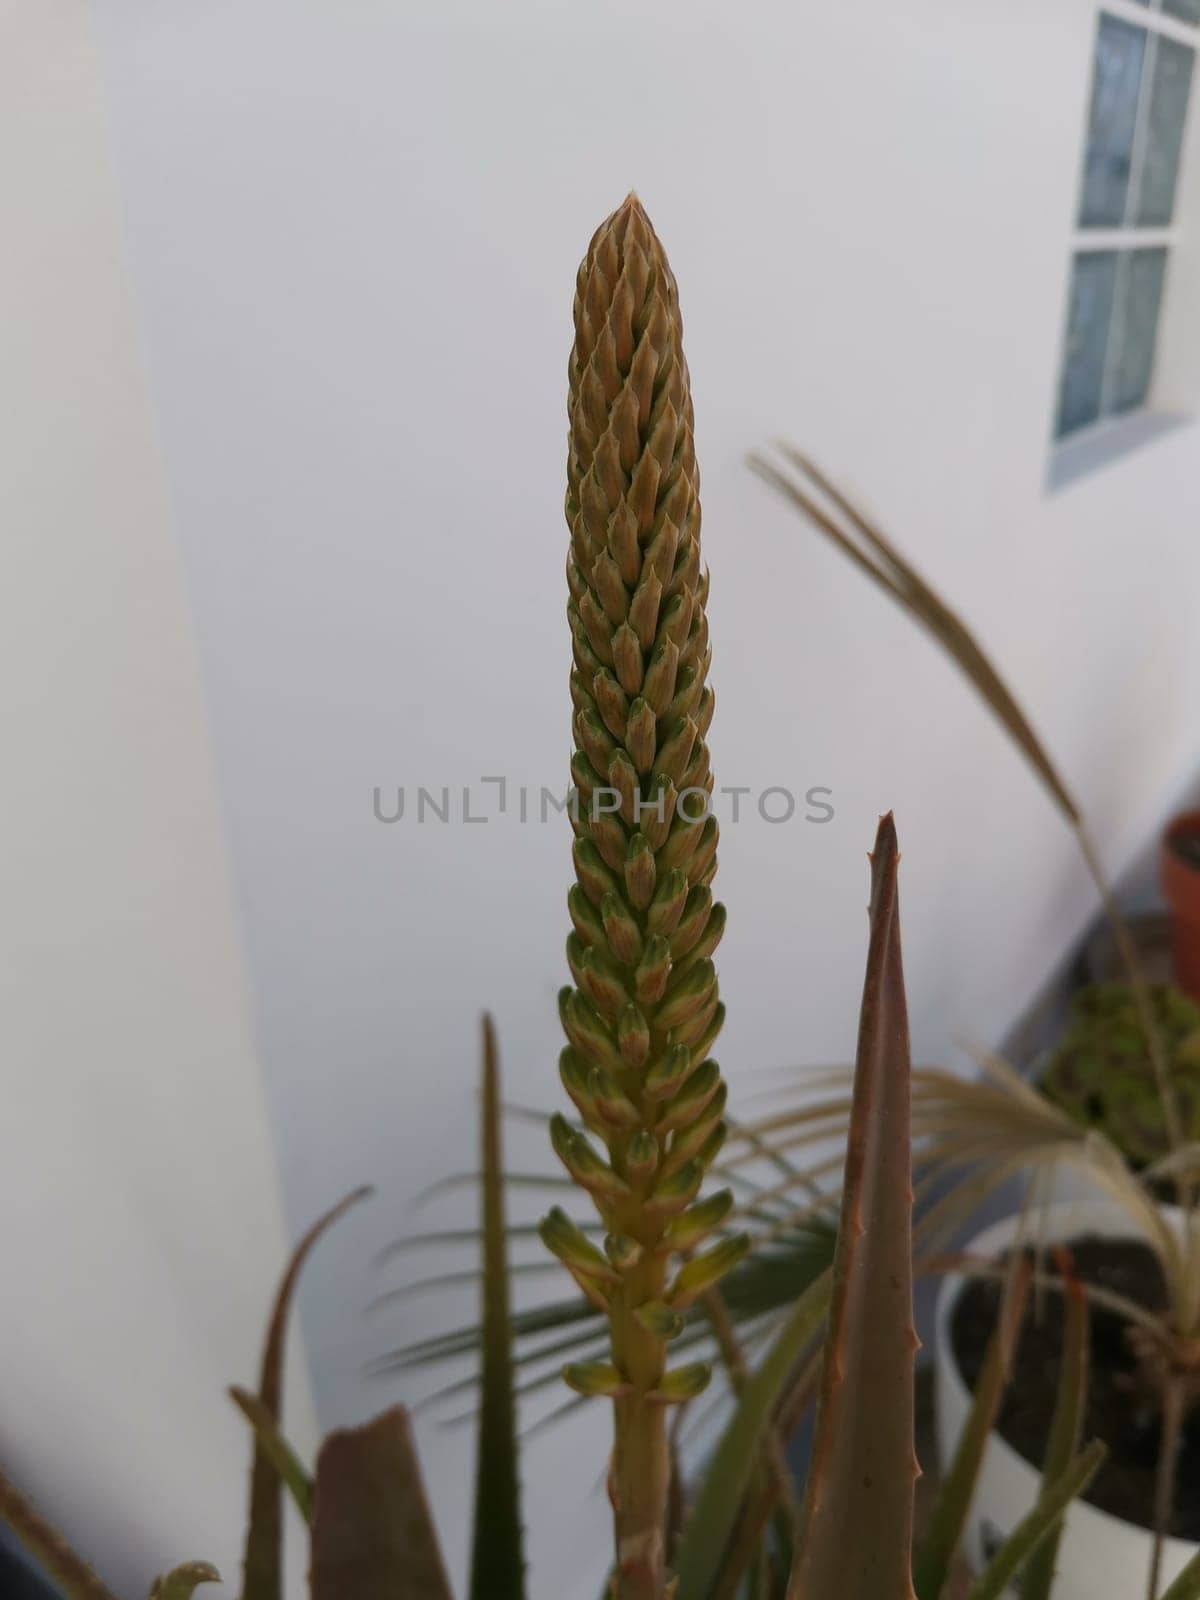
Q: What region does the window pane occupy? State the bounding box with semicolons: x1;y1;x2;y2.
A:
1164;0;1200;24
1057;252;1119;437
1137;37;1196;225
1110;247;1168;413
1080;16;1147;226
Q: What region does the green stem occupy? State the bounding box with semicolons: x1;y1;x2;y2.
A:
611;1253;670;1600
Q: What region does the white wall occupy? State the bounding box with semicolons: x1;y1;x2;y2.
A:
86;2;1200;1596
0;4;316;1594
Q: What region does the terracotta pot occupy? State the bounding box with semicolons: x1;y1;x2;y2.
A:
1162;811;1200;1002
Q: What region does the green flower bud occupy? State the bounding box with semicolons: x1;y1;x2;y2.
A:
663;1084;728;1173
558;1048;600;1124
539;1207;619;1285
657;1060;722;1134
625;697;658;774
655;717;697;787
606;749;640;827
579;946;631;1021
665;1188;735;1250
642;638;680;717
637;774;676;850
572;837;617;907
549;1114;630;1202
628;569;663;653
647;869;689;938
668;1234;750;1307
658;591;691;651
562;991;625;1075
576;706;615;773
624;833;657;910
634;935;672;1006
670;885;713;958
604;1233;642;1269
625;1129;659;1185
657;811;706;875
592;667;628;740
567;883;606;949
570;750;602;811
687;1001;726;1065
656;959;717;1033
644;520;679;589
591;808;630;874
609;502;640;587
645;1158;704;1220
671;990;721;1050
562;1361;632;1398
588;1066;639;1129
635;1300;685;1340
611;622;643;697
644;1042;693;1101
650;1362;711;1403
665;662;702;728
601;892;643;968
616;1004;651;1069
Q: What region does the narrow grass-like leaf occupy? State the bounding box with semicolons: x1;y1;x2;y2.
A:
1020;1253;1089;1600
748;447;1078;823
913;1258;1032;1600
964;1441;1105;1600
470;1014;526;1600
0;1466;123;1600
311;1406;452;1600
750;444;1184;1161
229;1386;314;1525
790;813;919;1600
240;1185;372;1600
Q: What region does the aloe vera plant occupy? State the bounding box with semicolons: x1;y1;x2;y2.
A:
0;832;1189;1600
5;198;1196;1600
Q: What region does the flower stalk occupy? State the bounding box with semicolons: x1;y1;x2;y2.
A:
544;194;741;1600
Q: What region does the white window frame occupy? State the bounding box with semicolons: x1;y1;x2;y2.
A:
1051;0;1200;482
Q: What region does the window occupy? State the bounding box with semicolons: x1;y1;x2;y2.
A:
1054;2;1198;441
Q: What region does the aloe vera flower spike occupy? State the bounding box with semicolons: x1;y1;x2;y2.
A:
545;193;740;1600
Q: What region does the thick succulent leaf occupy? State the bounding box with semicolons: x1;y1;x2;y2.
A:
240;1185;372;1600
914;1258;1032;1600
148;1563;221;1599
964;1441;1105;1600
0;1466;123;1600
470;1015;526;1600
790;814;919;1600
310;1406;452;1600
229;1387;314;1525
672;1274;829;1600
1019;1257;1089;1600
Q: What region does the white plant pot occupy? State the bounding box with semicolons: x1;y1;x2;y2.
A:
934;1199;1198;1597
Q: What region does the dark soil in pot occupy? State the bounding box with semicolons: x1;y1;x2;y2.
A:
951;1234;1200;1540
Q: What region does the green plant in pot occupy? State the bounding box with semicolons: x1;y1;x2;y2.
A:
0;196;1163;1600
1039;983;1200;1171
749;447;1200;1598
